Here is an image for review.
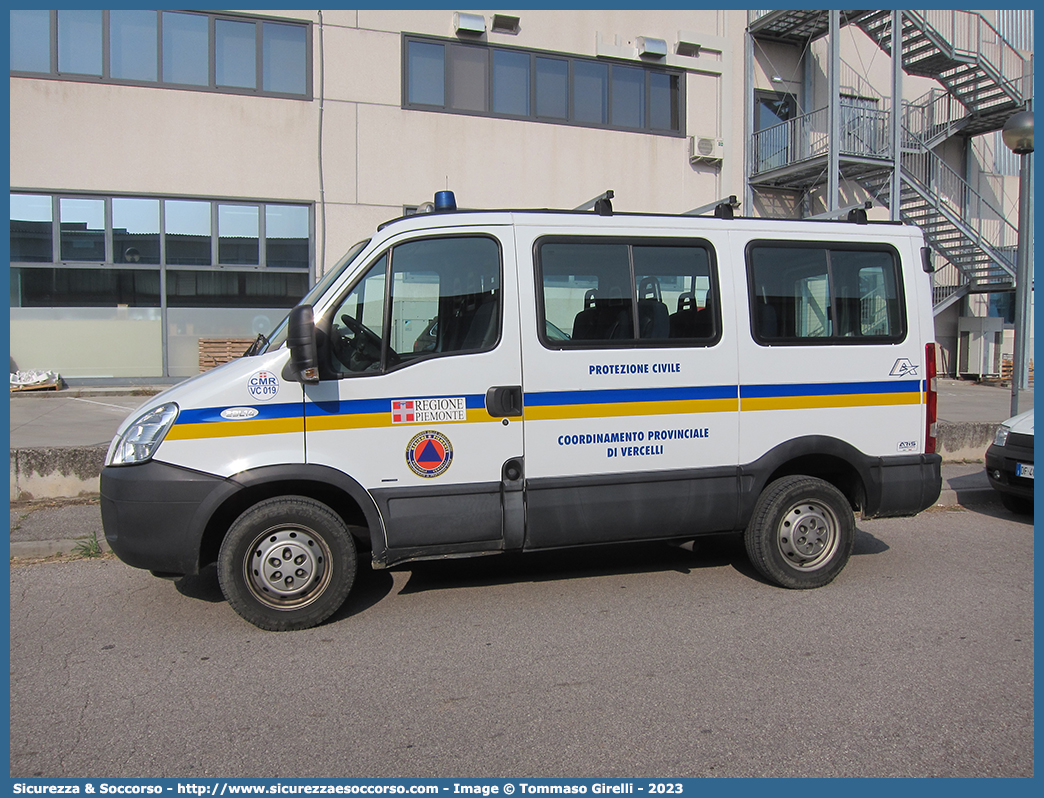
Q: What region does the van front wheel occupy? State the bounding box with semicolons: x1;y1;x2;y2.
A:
217;496;357;631
744;476;854;589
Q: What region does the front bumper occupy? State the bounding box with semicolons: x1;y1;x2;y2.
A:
985;441;1034;501
101;461;230;577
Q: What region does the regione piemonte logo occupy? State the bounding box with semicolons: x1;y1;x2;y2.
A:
391;397;466;423
405;430;453;478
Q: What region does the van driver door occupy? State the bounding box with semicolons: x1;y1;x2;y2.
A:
302;228;524;562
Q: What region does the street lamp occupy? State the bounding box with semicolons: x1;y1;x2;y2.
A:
1002;109;1033;417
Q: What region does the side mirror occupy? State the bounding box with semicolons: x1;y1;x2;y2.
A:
283;304;320;383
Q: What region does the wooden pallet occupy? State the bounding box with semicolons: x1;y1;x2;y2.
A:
1001;355;1035;386
10;380;61;392
198;338;256;372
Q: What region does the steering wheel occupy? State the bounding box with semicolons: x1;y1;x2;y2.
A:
334;314;399;371
340;314;382;350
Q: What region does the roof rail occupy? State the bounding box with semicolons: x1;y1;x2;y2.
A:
574;190;615;215
684;195;740;217
807;200;873;222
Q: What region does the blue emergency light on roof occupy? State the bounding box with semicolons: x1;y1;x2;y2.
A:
434;191;457;212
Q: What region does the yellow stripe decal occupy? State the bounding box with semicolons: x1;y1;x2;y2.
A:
740;392;922;412
526;398;739;421
166;417;304;440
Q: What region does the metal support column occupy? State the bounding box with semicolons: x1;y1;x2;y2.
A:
1011;114;1034;415
744;23;754;215
828;10;841;212
890;9;903;219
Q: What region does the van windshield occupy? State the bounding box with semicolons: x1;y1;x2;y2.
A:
258;238;371;353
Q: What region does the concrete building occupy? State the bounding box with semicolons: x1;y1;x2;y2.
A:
8;9;1033;381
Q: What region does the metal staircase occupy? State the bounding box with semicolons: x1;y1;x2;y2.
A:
858;128;1017;308
854;10;1027;137
747;10;1030;313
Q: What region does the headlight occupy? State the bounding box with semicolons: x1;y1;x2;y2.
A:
994;425;1011;447
106;403;180;466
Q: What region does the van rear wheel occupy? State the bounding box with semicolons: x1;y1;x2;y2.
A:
217;496;356;631
744;476;854;589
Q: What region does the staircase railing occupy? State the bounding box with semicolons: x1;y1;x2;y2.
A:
930;261;967;308
908;9;1027;106
751;105;891;175
902;87;968;146
900;130;1019;274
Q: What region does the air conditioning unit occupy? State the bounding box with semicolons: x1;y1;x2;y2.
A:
690;135;724;163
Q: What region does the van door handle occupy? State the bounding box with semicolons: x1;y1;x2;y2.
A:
485;386;523;418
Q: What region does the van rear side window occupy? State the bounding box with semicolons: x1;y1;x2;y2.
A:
747;241;905;345
536;237;719;348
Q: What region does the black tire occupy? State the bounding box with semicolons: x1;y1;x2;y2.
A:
744;475;855;589
217;496;357;631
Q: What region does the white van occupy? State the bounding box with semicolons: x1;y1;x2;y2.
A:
101;195;942;630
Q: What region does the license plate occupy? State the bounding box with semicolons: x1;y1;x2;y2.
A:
1016;463;1034;479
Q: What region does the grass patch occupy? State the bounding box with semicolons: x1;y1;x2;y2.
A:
73;531;104;559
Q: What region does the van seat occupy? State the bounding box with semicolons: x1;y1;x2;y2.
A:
572;297;634;340
669;292;713;339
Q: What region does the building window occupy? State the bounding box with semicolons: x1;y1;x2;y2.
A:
10;192;312;309
10;10;311;99
110;10;158;82
57;9;103;76
265;205;310;268
403;35;684;136
11;267;161;308
263;22;308;95
10;10;51;73
218;204;260;265
166;271;309;308
113;198;160;264
163;11;208;86
10;194;53;263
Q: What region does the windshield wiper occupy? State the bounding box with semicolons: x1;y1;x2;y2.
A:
244;333;268;357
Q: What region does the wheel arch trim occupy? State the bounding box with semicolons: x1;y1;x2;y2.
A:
737;436;875;525
197;464;386;570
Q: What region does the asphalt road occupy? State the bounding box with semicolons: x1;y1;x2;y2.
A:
9;504;1033;779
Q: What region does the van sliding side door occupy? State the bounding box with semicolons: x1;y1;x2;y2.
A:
516;226;742;548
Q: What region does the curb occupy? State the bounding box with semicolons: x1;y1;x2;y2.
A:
934;486;998;508
9;385;167;400
10;445;107;503
10;537;111;559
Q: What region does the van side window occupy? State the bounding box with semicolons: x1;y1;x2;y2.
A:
748;242;905;344
327;235;501;375
537;238;718;348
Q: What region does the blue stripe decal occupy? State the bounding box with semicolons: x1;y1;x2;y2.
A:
177;402;303;425
740;380;922;399
525;385;738;407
